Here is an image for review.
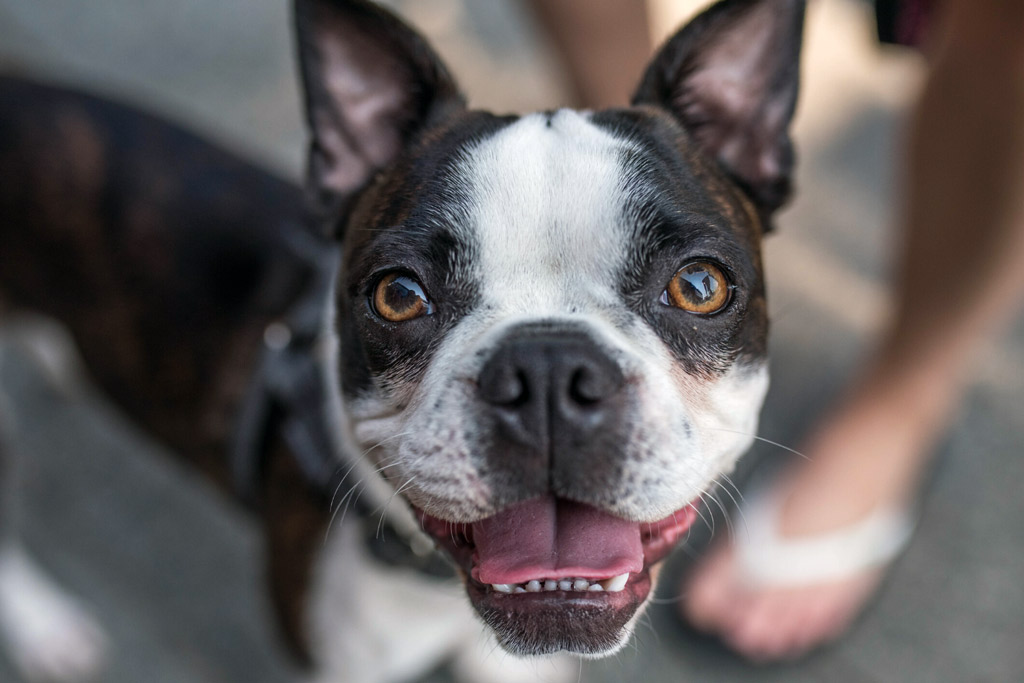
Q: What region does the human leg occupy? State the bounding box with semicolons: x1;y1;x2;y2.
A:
683;0;1024;660
523;0;653;108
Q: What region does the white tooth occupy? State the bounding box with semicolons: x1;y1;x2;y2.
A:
558;580;573;591
588;584;604;592
544;580;559;591
514;586;527;593
492;584;513;593
573;579;589;591
600;573;629;592
525;580;542;592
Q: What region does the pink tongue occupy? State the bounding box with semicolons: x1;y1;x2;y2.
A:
471;496;643;585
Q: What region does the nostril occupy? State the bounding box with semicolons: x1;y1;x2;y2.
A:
479;361;530;407
569;368;601;406
479;330;624;416
508;370;530;408
568;363;623;406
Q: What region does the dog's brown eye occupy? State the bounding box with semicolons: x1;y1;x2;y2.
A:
372;272;434;322
663;261;731;314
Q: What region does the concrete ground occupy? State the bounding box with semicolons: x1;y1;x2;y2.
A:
1;0;1022;681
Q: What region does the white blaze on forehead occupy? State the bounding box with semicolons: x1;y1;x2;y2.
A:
463;110;631;315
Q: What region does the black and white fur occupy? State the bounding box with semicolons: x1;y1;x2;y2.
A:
0;0;805;680
296;0;804;677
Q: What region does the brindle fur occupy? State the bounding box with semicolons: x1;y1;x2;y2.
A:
0;76;327;663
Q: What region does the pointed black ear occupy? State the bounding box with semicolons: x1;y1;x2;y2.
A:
294;0;464;237
633;0;806;227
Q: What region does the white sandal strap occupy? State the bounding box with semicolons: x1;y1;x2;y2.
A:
736;486;915;587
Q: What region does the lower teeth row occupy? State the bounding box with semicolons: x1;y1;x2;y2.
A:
490;573;629;594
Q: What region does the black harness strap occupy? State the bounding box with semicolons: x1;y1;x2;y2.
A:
230;228;341;506
228;228;454;580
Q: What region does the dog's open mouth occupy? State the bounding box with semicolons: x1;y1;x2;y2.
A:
417;495;697;655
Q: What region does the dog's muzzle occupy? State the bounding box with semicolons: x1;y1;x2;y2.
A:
409;323;700;654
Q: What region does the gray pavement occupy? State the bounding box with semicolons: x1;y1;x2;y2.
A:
1;0;1022;681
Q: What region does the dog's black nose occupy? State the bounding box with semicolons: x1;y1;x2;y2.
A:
478;327;625;454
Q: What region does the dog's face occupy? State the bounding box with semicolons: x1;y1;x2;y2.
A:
295;0;804;657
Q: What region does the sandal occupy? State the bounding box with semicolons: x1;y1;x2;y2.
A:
735;482;916;587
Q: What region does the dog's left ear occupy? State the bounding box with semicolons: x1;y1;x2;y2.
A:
633;0;806;229
294;0;464;238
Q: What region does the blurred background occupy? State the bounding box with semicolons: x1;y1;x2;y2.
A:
0;0;1022;680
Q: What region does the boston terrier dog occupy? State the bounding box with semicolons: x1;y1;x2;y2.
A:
292;0;804;677
0;0;805;680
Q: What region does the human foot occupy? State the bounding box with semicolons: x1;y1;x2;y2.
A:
682;475;912;661
680;388;931;661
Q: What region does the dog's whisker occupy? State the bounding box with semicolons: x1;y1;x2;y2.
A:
326;462;376;521
326;459;363;514
721;486;748;531
705;488;734;537
328;480;362;524
717;472;747;505
711;477;740;511
370;447;437;532
632;608;658;651
325;471;374;540
647;592;687;605
367;446;435;536
355;430;415;467
375;476;418;540
449;521;460;548
714;485;739;535
321;486;366;549
714;476;752;541
643;609;660;648
667;504;705;556
326;456;405;541
324;430;421;542
324;479;369;544
330;486;367;544
324;482;365;540
327;430;411;514
475;625;504;666
485;638;504;670
335;445;439;548
676;506;703;559
703;489;731;543
705;426;811;461
693;492;716;537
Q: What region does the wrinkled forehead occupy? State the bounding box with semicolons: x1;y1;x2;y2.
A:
463;109;761;307
461;110;637;316
344;107;760;299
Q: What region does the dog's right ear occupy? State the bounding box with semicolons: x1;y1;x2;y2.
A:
633;0;805;230
294;0;464;238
